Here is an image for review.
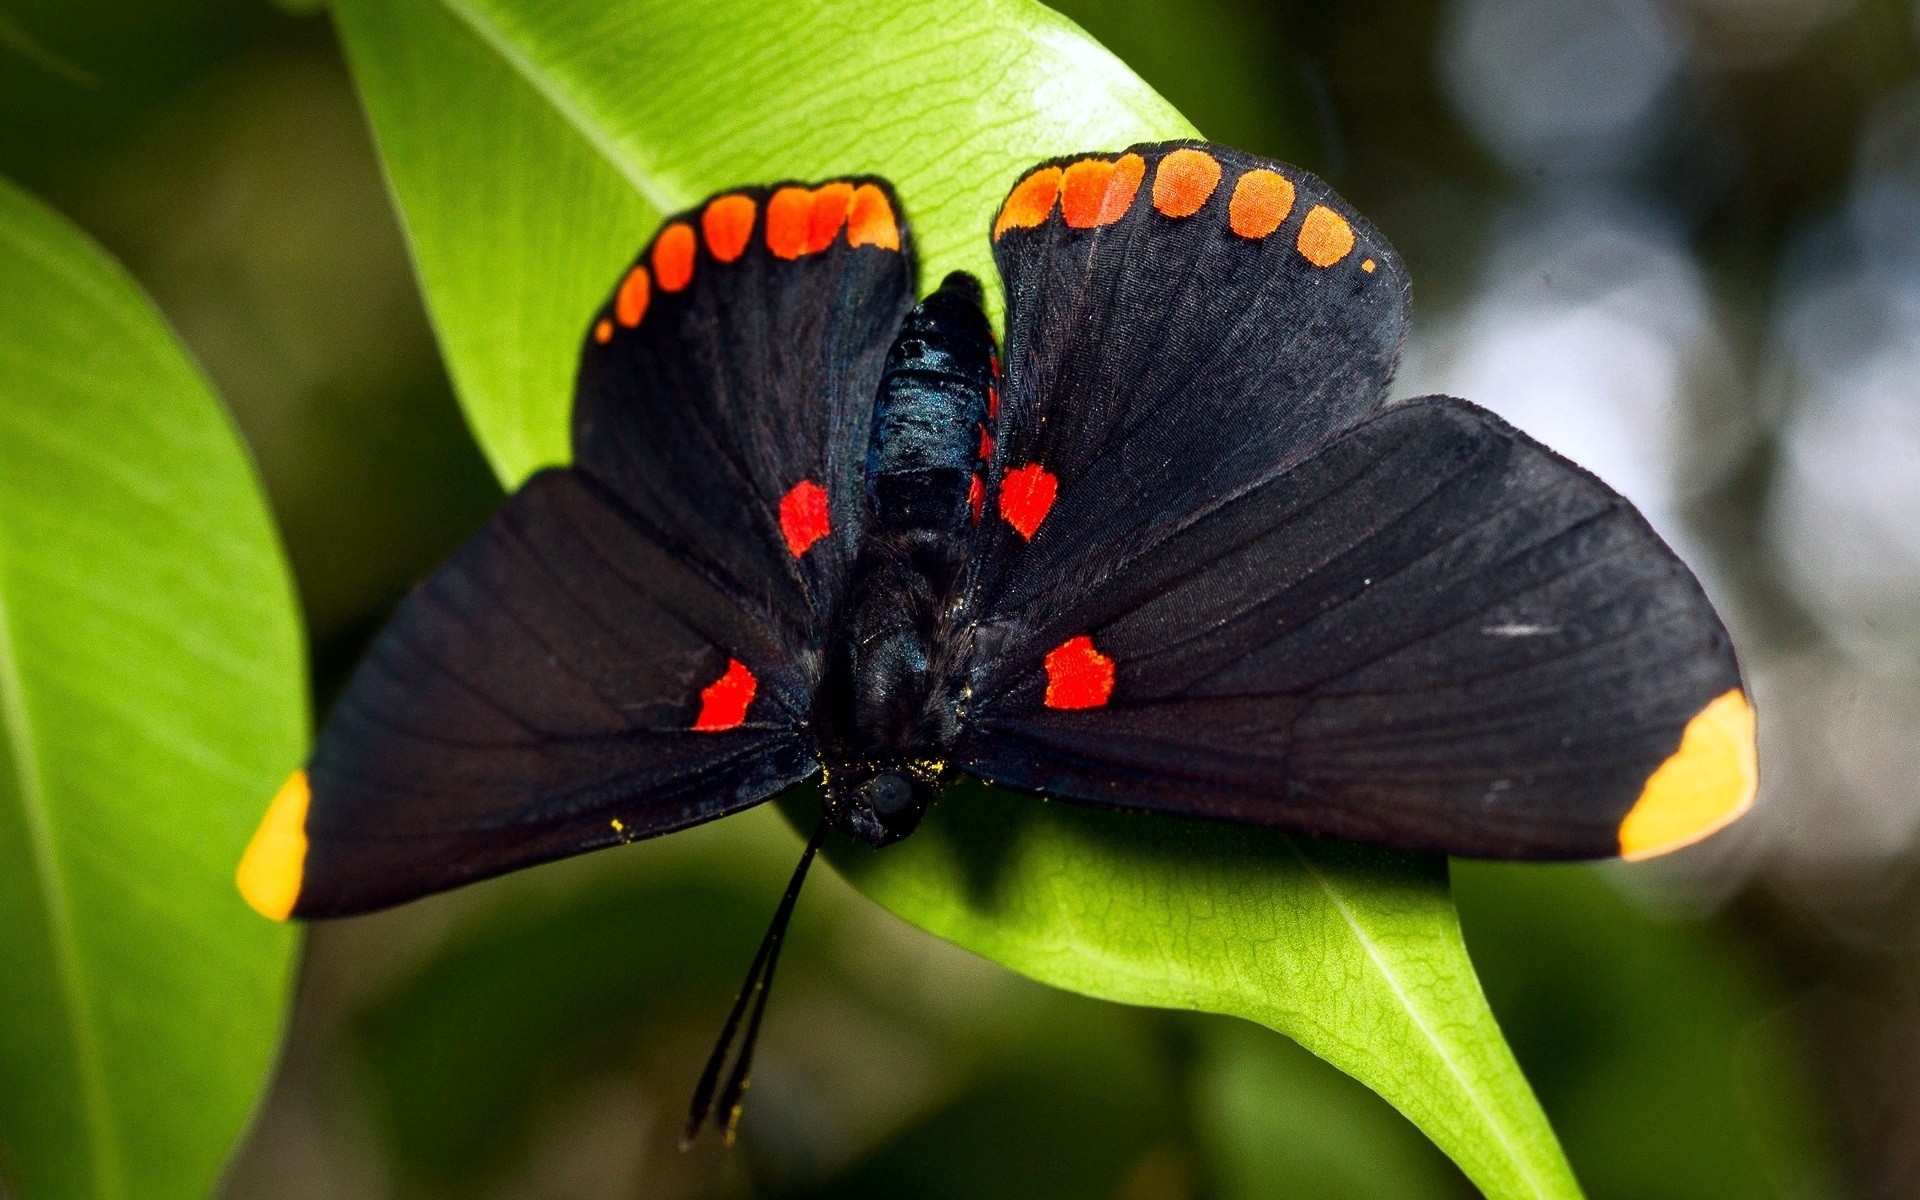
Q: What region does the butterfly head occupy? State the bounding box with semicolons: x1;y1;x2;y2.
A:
824;758;950;847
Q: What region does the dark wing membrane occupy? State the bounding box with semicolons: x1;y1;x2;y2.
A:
280;181;918;917
297;470;816;917
969;140;1408;619
574;178;916;637
957;399;1751;861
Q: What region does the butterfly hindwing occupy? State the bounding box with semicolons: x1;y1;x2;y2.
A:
961;141;1751;861
294;470;815;917
280;181;915;918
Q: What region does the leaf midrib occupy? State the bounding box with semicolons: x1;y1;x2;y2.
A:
0;553;121;1199
1290;839;1548;1199
433;0;682;213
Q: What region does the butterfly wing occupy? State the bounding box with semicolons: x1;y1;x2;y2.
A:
956;143;1752;861
575;178;915;631
242;181;915;919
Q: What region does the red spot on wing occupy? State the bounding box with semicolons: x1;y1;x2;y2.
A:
968;473;984;523
694;658;757;731
1044;637;1113;710
998;464;1056;540
987;384;999;419
978;425;995;461
592;318;613;344
779;480;831;557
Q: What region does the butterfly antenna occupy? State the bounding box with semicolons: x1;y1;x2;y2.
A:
681;815;830;1149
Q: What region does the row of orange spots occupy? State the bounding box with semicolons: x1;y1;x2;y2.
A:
597;183;899;341
1044;636;1114;709
992;150;1361;270
778;480;831;557
693;658;757;731
766;182;899;260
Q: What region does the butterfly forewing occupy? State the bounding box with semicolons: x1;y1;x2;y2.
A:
959;142;1752;862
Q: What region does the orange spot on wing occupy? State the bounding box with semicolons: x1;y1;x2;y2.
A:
847;184;900;249
998;463;1056;540
994;166;1063;239
1362;258;1377;273
806;181;854;253
1228;169;1295;239
1152;148;1221;217
969;473;984;523
237;770;309;921
703;194;757;263
766;186;813;259
694;659;757;731
1619;689;1757;860
1044;636;1114;710
1061;154;1144;229
987;385;999;419
778;479;831;556
615;266;651;327
593;318;613;344
1297;205;1355;268
653;222;696;292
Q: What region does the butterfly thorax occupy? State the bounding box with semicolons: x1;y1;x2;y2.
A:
816;272;995;847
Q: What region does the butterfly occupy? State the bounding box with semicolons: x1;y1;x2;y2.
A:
236;141;1756;1144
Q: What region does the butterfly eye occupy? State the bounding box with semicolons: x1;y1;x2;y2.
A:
862;772;915;816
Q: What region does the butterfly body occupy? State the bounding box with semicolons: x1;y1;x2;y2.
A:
819;270;996;845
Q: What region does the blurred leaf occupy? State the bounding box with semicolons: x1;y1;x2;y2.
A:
0;179;306;1199
332;1;1578;1194
49;44;503;650
1454;862;1847;1200
1195;1017;1473;1200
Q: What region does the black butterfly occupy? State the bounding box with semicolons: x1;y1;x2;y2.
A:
238;141;1755;1144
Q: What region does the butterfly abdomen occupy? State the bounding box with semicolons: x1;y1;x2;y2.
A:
866;271;996;533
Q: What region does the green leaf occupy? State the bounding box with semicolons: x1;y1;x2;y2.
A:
330;2;1580;1195
0;178;307;1200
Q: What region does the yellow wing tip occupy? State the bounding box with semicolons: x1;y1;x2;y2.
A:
237;769;310;920
1619;689;1757;862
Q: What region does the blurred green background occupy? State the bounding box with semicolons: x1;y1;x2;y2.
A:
5;0;1919;1195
